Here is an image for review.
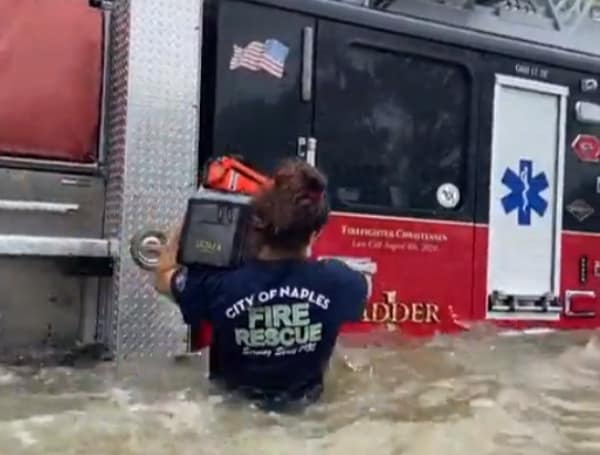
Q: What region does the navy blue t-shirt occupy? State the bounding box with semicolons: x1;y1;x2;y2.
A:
170;258;367;405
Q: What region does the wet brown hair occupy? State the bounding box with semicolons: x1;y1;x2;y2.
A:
251;158;329;251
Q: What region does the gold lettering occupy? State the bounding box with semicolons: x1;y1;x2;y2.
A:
383;291;396;304
371;302;391;323
361;291;441;325
396;303;410;323
410;303;426;323
426;303;440;323
196;239;222;253
386;291;405;323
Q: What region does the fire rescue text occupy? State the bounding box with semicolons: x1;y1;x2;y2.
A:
234;303;322;356
227;287;330;357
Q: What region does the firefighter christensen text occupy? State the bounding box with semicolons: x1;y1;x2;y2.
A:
341;224;448;253
310;216;465;336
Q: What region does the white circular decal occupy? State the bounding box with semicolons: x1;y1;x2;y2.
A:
436;183;460;209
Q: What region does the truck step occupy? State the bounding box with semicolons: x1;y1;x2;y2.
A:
0;235;117;258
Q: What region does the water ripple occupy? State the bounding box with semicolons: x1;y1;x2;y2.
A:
1;330;600;454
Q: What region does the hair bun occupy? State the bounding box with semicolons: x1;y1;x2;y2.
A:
251;158;329;250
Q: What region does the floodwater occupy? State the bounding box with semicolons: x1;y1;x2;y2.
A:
2;327;600;455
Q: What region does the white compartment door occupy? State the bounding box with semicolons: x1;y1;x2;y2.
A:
487;75;568;319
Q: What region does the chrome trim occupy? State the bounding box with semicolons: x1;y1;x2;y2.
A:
297;136;307;160
97;9;112;166
575;101;600;124
0;200;79;214
0;156;99;175
307;137;317;166
130;229;167;270
301;26;314;102
0;235;115;258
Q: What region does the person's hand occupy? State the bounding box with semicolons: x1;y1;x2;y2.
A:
157;224;182;273
155;224;183;295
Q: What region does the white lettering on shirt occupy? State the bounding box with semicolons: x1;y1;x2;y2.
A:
224;286;330;319
234;302;323;357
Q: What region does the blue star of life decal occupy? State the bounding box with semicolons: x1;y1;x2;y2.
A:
501;159;549;226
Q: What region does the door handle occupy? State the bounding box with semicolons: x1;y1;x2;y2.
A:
306;137;317;166
301;26;314;102
564;289;596;318
297;136;317;166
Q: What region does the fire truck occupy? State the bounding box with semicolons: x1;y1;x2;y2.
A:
1;0;599;360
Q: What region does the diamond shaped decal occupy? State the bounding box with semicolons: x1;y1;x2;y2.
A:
566;199;595;222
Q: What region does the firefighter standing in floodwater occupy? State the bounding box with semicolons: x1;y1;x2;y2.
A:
154;159;369;409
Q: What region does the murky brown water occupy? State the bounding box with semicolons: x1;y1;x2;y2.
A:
2;327;600;454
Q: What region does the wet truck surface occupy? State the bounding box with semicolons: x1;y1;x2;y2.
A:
0;0;600;360
192;0;600;348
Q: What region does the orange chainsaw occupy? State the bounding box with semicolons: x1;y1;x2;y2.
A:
203;155;271;195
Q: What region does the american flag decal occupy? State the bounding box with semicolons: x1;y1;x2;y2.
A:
229;39;290;79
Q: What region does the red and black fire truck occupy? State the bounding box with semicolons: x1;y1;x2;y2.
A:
0;0;599;359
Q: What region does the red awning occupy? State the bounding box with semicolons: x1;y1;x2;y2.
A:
0;0;103;163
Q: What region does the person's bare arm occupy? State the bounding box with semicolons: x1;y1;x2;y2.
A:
155;225;182;296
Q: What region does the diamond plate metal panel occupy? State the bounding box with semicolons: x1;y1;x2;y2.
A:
101;0;202;358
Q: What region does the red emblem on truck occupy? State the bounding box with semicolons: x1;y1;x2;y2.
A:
572;134;600;163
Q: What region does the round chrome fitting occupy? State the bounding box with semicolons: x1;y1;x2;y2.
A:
130;229;167;270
